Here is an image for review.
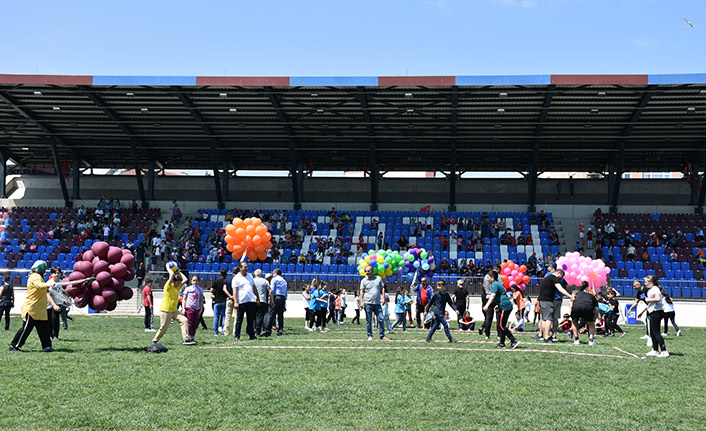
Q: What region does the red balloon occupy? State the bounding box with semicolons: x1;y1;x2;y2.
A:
96;271;112;287
74;293;90;308
111;277;125;291
76;261;93;276
91;280;103;295
91;241;109;259
523;275;531;283
68;271;87;282
107;246;123;264
519;265;527;273
120;253;135;268
83;250;95;262
111;262;128;278
90;294;107;311
93;260;109;276
102;288;118;303
66;285;81;298
122;248;132;255
123;268;135;281
118;287;134;300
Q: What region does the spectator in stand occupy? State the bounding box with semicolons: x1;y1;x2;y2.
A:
439;258;450;273
586;228;593;249
396;235;409;250
641;250;650;263
450;260;458;274
669;250;678;263
626;244;637;261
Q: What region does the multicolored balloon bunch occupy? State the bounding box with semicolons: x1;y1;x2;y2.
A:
557;252;611;292
500;260;530;291
224;217;272;261
357;249;405;279
403;247;435;279
64;241;135;311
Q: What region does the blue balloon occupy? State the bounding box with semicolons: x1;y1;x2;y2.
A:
370;260;377;267
422;263;430;271
413;261;420;268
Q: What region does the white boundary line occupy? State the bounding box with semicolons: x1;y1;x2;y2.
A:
200;344;633;359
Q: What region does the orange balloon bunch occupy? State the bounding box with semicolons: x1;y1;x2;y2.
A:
224;217;272;261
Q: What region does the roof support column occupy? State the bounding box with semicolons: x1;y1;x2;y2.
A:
609;143;625;214
147;155;156;202
449;144;457;212
50;138;71;208
290;147;301;210
221;158;230;204
369;146;379;211
211;142;224;209
688;154;700;206
130;139;147;209
71;150;81;200
695;169;706;214
0;149;7;199
527;144;539;213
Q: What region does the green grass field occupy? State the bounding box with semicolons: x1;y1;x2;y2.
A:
2;315;704;431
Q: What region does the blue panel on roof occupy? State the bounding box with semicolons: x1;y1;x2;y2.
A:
648;73;706;84
456;75;551;86
93;75;197;86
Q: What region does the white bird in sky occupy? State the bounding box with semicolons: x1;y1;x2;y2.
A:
683;18;694;28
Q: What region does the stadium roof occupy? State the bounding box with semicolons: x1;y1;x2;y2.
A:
1;73;705;173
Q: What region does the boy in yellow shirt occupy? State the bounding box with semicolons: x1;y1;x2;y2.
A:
151;266;192;346
9;260;54;352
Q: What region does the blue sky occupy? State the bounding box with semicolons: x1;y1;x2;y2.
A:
2;0;704;76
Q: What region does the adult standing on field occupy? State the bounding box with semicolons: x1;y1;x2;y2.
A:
0;275;15;331
537;269;571;343
142;277;156;332
210;269;228;335
9;260;54;352
644;275;669;357
152;268;192;346
545;261;568;341
252;269;270;337
222;268;237;336
414;277;433;329
264;268;287;337
483;271;520;349
452;279;469;328
232;261;260;342
359;266;390;341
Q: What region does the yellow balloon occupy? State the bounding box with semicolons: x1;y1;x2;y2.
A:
359;269;366;276
376;256;384;263
380;274;386;279
364;256;371;262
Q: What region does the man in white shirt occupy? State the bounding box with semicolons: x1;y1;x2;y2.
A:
232;261;260;341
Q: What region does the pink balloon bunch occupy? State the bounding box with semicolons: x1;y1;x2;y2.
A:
63;241;136;311
556;252;610;292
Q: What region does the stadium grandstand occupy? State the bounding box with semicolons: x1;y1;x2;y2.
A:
2;72;706;306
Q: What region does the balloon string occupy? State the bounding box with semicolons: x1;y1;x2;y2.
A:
53;277;96;287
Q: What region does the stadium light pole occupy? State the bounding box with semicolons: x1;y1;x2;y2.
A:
449;143;457;212
71;149;81;200
527;144;539;213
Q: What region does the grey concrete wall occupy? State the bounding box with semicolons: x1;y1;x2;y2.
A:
2;174;698;220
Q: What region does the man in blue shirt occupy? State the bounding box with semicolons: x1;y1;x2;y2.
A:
263;268;288;337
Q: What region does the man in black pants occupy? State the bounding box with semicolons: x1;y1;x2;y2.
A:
252;269;270;336
264;269;288;336
453;279;469;330
232;262;260;342
479;270;496;339
414;278;433;329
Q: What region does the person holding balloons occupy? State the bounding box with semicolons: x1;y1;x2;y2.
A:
152;264;191;346
9;260;54;352
359;266;390;341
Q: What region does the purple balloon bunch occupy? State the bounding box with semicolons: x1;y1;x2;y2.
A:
63;241;136;311
402;247;436;279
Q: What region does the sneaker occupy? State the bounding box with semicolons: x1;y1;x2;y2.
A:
510;340;520;349
658;351;670;358
619;332;626;338
307;327;314;332
321;329;328;333
589;340;597;346
234;337;241;342
645;350;659;357
43;347;54;352
574;339;581;345
662;333;668;336
379;337;390;342
388;330;394;334
495;343;506;349
677;330;682;336
551;336;558;342
8;345;22;351
402;330;408;333
368;337;374;341
183;339;196;345
531;335;542;340
449;338;458;343
640;335;649;340
543;338;552;344
425;338;432;343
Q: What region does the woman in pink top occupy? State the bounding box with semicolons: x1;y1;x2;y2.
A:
182;275;204;345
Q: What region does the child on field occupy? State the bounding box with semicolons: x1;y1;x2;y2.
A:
458;311;475;332
335;290;343;324
558;313;573;336
182;275;204;345
381;291;393;334
510;311;525;332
